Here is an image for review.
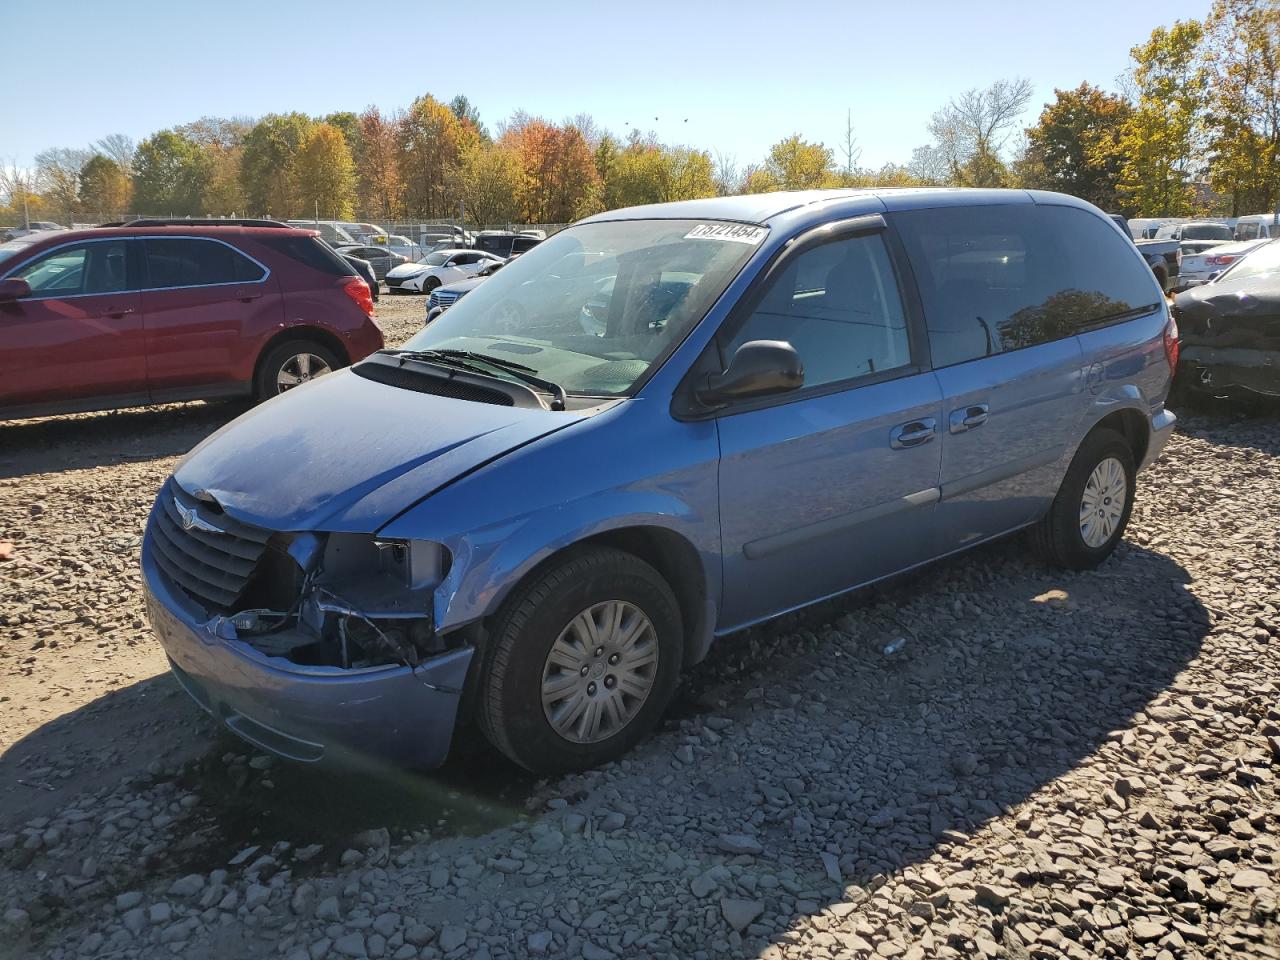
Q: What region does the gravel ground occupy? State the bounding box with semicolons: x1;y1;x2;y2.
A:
1;292;1277;959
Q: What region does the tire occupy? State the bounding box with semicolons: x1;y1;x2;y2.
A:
253;339;341;401
478;547;684;774
1031;428;1136;570
421;277;441;295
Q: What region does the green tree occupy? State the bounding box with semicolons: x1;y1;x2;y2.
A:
78;155;131;221
294;124;358;220
132;131;208;215
1117;20;1208;215
1017;84;1133;210
239;113;314;216
1203;0;1280;215
448;95;489;140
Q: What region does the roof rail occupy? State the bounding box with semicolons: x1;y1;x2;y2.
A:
121;217;293;228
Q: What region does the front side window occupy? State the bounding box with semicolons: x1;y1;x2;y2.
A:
396;219;763;397
145;238;265;288
724;233;910;387
15;241;129;296
894;204;1160;368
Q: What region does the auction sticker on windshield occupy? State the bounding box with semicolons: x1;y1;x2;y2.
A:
684;223;768;244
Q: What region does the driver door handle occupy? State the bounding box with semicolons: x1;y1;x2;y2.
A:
102;307;136;319
948;403;989;433
890;418;937;449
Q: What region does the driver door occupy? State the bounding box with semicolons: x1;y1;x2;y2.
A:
713;221;943;630
1;238;146;410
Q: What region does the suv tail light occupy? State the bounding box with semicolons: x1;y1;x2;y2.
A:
1163;314;1180;373
343;277;375;317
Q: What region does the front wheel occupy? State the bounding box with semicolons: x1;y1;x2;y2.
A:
478;547;683;774
420;277;441;295
1030;428;1135;569
254;339;341;401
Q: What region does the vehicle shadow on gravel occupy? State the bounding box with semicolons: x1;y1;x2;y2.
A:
0;401;249;480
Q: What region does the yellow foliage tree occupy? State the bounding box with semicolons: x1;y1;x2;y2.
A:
295;124;357;220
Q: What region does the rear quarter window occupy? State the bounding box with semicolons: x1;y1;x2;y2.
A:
893;203;1160;368
257;235;354;277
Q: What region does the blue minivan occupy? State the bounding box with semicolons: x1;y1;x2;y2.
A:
143;189;1178;773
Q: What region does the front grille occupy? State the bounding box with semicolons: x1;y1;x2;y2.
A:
149;482;272;611
428;290;459;311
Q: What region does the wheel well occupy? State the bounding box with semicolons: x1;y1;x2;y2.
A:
254;326;351;383
499;527;711;669
1090;408;1149;467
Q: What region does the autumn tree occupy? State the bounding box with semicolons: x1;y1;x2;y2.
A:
397;95;474;219
1017;83;1133;210
449;95;489;141
240;113;314;216
502;118;602;221
295;124;358;220
358;107;403;218
458;141;524;225
744;135;836;192
1203;0;1280;215
132;131;208;215
94;134;136;176
78;155;131;221
1117;20;1208;215
34;148;92;223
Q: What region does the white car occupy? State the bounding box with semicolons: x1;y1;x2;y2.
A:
383;248;503;294
1177;238;1270;289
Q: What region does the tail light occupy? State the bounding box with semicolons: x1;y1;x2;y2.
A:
342;277;375;317
1163;314;1180;373
1175;248;1183;266
1204;254;1238;267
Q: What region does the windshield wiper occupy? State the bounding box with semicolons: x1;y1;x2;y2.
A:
378;349;567;411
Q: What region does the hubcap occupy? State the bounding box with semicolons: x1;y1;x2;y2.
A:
277;353;332;392
1079;456;1127;548
540;600;658;744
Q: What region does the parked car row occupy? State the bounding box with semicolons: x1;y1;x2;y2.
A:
140;188;1179;774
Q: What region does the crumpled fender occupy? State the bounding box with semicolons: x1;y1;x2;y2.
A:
376;404;722;637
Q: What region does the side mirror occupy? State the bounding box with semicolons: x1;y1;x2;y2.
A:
697;340;803;404
0;278;31;302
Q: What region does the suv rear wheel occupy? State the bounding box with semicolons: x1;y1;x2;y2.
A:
255;339;341;400
1031;428;1136;569
478;547;683;774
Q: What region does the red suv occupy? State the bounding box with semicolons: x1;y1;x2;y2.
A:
0;221;383;420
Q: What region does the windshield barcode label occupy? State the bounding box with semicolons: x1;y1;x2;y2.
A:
684;224;767;244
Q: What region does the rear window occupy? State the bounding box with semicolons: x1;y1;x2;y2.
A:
144;238;265;287
1183;223;1233;241
894;203;1160;368
257;235;354;276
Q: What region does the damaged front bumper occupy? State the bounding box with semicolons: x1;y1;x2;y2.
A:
1179;346;1280;398
141;541;473;768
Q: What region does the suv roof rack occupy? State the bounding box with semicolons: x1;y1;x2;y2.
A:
121;218;293;228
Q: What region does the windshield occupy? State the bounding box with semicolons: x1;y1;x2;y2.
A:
0;239;34;264
397;218;765;397
416;251;449;266
1217;239;1280;282
1183;223;1233;241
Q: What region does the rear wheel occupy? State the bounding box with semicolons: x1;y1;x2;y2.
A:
478;547;683;774
1030;428;1135;569
254;339;341;401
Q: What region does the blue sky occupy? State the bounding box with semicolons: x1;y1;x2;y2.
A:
2;0;1211;171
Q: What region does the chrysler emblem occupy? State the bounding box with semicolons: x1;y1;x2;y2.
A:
175;498;224;535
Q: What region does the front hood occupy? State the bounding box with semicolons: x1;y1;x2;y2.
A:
387;264;427;278
174;369;584;533
1174;276;1280;348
